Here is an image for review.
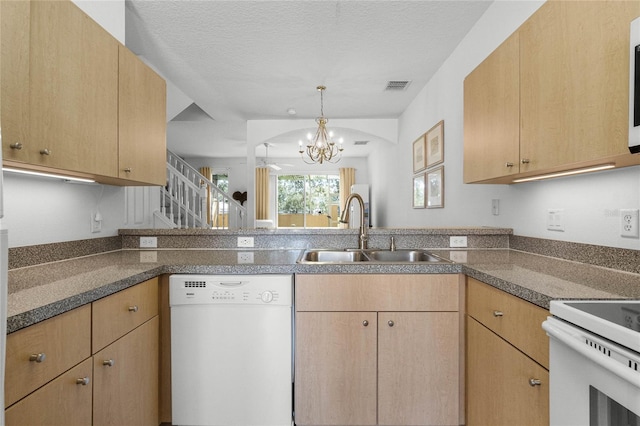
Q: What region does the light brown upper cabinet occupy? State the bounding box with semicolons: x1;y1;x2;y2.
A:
464;1;640;184
2;0;119;177
464;32;520;183
1;0;166;186
118;46;167;186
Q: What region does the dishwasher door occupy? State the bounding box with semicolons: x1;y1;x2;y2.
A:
170;278;292;426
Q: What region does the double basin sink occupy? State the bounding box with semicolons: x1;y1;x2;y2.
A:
298;249;451;264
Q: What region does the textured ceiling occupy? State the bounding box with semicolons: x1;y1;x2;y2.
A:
125;0;493;158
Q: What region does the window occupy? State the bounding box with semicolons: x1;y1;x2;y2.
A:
211;174;228;193
277;174;340;228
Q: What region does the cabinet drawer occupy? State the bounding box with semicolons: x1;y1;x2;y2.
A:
466;277;549;368
5;304;91;407
5;358;93;426
466;316;549;425
92;278;158;353
296;274;459;312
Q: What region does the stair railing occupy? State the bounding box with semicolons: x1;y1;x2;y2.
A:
161;150;247;229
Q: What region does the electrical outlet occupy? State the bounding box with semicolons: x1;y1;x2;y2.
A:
491;199;500;216
140;236;157;248
620;209;639;238
140;251;157;263
90;212;101;233
238;252;254;264
237;237;254;248
450;236;467;248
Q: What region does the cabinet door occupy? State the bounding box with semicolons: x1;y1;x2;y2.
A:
520;1;640;171
378;312;459;426
466;316;549;426
93;317;159;426
295;312;377;426
118;46;167;185
29;1;118;176
1;0;32;164
5;358;93;426
463;32;520;183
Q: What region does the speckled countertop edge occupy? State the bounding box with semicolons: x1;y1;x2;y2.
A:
7;247;639;334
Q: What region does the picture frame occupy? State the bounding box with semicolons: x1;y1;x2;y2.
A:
425;120;444;168
412;173;426;209
426;166;444;209
412;135;426;173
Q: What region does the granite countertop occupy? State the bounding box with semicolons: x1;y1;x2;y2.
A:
7;248;640;333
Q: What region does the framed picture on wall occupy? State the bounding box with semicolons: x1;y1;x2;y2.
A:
426;166;444;209
412;135;426;173
412;173;426;209
426;120;444;168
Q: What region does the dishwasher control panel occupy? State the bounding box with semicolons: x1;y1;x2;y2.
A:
169;274;293;307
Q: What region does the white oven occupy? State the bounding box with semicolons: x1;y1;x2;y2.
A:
542;301;640;426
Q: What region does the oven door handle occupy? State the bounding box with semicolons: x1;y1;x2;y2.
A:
543;319;640;388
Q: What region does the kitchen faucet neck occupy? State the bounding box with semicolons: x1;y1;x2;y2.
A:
339;193;368;250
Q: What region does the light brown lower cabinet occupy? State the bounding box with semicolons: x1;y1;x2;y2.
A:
5;358;93;426
4;278;159;425
465;278;549;426
294;274;462;426
93;316;159;426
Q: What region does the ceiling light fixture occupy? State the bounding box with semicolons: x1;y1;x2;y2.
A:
298;86;343;164
511;164;615;183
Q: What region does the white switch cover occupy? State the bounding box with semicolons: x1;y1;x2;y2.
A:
547;209;565;232
237;237;254;248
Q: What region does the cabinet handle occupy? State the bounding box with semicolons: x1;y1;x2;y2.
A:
9;142;23;150
76;377;90;386
123;168;132;173
388;320;394;327
493;310;504;317
521;158;530;164
362;320;369;327
29;353;46;363
505;162;514;168
128;305;139;312
103;359;115;367
40;148;51;156
529;378;542;387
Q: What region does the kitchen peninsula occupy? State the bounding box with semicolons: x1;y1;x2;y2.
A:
7;227;640;331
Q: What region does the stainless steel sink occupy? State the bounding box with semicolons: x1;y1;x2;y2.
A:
297;249;451;264
365;250;450;263
298;250;370;263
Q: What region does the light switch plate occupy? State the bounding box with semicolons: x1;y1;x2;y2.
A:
237;237;254;248
450;236;467;248
140;236;157;248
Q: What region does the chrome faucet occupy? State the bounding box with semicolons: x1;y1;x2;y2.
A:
339;193;368;249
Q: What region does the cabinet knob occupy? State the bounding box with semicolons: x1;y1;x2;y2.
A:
103;359;115;367
123;168;132;173
9;142;23;150
493;310;504;317
521;158;530;164
40;148;51;156
529;378;542;387
362;320;369;327
29;353;46;363
388;320;395;327
505;162;514;168
128;305;139;313
76;377;90;386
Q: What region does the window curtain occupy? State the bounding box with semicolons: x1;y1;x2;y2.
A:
256;167;270;220
199;167;213;225
339;167;356;216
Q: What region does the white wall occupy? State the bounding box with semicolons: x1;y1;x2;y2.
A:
72;0;125;44
374;0;640;250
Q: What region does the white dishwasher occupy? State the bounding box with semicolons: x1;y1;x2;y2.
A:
170;274;293;426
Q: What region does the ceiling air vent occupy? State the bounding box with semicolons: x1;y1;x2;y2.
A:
385;80;411;91
354;140;369;146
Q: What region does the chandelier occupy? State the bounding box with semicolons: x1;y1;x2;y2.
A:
298;86;344;164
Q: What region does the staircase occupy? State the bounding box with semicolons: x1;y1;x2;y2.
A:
156;150;247;229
